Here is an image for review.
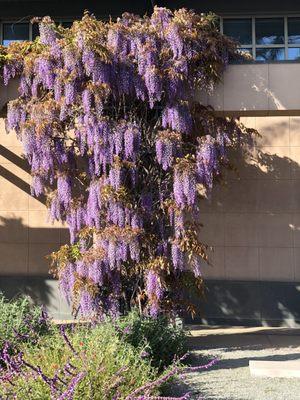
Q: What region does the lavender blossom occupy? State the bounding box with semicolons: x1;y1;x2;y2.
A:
82;88;92;114
39;18;57;45
162;105;192;134
124;123;141;160
173;170;185;207
171;243;184;270
58;372;86;400
80;290;94;316
2;8;251;319
57;175;72;209
182;170;196;206
89;260;103;284
146;270;163;317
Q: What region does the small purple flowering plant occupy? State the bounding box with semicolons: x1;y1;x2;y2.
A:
0;310;218;399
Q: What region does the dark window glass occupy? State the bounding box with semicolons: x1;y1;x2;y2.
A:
256;47;285;61
3;23;29;46
56;21;72;29
32;23;39;40
256;18;284;45
61;21;72;28
223;18;252;45
288;17;300;44
288;47;300;60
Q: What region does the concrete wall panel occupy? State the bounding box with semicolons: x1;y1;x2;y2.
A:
0;122;70;317
197;64;300;114
186;280;300;327
201;116;300;284
223;64;269;111
268;64;300;111
225;246;260;280
0;83;299;319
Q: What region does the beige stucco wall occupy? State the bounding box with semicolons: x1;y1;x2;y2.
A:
0;118;68;277
0;114;71;318
1;75;300;283
199;64;300;114
201;115;300;282
3;64;300;116
0;114;299;284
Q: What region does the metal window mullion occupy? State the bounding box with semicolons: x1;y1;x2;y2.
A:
252;17;256;59
0;22;3;45
284;16;288;59
255;44;285;47
29;22;32;41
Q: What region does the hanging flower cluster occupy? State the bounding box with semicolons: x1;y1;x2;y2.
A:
1;8;255;318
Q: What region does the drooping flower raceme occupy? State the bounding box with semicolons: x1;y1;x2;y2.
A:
1;8;255;318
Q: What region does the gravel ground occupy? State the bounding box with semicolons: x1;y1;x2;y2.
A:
171;330;300;400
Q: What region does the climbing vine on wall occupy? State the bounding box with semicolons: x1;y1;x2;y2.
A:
1;8;255;318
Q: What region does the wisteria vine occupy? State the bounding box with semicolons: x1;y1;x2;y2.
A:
1;7;255;318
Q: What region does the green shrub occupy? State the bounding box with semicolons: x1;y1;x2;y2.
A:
0;298;188;399
116;310;187;370
0;293;49;348
0;323;158;399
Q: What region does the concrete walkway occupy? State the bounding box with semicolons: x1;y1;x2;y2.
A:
178;326;300;400
187;325;300;349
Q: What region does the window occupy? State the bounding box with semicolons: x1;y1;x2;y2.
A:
59;21;72;29
256;18;284;45
256;48;285;61
223;18;252;45
288;47;300;60
288;17;300;44
2;20;73;45
32;23;39;40
221;16;300;61
3;23;29;46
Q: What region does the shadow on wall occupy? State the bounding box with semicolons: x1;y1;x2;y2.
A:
187;280;300;327
0;216;70;318
1;120;300;324
0;144;46;203
0;144;70;317
188;123;300;326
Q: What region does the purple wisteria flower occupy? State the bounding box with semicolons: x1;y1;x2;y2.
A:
39;17;57;45
1;8;251;318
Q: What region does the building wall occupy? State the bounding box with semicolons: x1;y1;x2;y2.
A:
0;0;153;19
195;115;300;326
0;0;299;20
1;114;300;324
1;77;300;323
199;64;300;115
159;0;300;14
202;116;300;282
0;118;71;319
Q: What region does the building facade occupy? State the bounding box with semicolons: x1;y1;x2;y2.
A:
0;0;300;325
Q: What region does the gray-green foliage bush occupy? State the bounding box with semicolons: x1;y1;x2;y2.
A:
116;310;187;370
0;298;189;399
0;293;49;348
0;323;158;399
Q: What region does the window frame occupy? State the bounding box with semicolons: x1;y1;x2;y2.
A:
220;15;300;61
2;21;30;45
1;19;73;45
